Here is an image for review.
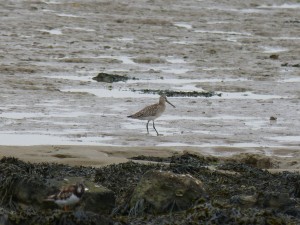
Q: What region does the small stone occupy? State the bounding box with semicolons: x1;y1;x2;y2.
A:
270;54;279;59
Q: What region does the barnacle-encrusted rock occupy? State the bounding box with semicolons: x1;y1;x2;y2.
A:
129;170;207;214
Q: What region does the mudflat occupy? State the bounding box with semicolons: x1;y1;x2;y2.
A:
0;1;299;161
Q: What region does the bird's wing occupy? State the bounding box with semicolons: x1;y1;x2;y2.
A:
130;104;158;118
45;185;75;201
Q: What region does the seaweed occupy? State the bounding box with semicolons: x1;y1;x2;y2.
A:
92;73;132;83
0;154;300;224
132;89;221;97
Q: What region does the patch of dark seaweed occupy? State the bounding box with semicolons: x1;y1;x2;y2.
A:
129;155;172;163
131;89;221;97
8;209;112;225
281;63;300;68
92;72;138;83
1;155;300;224
52;154;78;159
0;157;95;180
126;204;296;225
170;153;215;174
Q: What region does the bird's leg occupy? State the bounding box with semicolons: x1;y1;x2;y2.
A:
146;120;150;134
152;120;159;136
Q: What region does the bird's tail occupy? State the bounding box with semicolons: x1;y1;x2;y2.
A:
43;194;56;202
43;198;55;202
127;115;133;118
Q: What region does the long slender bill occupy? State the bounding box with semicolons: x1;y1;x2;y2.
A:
166;99;176;108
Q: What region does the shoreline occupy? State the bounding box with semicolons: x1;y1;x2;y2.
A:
0;145;299;171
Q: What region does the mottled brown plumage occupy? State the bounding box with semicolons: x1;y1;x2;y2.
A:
128;95;175;135
45;183;85;211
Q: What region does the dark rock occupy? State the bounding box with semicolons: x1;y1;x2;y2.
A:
129;170;207;215
270;54;279;59
92;72;129;83
270;116;277;121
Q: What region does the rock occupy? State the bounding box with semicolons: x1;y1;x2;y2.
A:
270;116;277;121
92;72;129;83
130;170;207;215
230;153;274;169
256;192;296;209
230;194;258;208
270;54;279;59
14;179;50;207
83;182;115;214
231;192;296;210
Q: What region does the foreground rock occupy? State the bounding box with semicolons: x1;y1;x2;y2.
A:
0;157;115;215
130;170;207;214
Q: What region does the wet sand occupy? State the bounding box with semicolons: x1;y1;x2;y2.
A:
1;145;300;173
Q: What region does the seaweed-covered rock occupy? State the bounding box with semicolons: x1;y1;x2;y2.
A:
94;161;167;204
92;72;129;83
230;194;258;208
83;183;115;214
0;160;51;209
129;170;207;215
229;153;275;169
256;192;296;209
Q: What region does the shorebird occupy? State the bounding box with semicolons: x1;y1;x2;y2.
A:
45;183;85;211
127;95;175;136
